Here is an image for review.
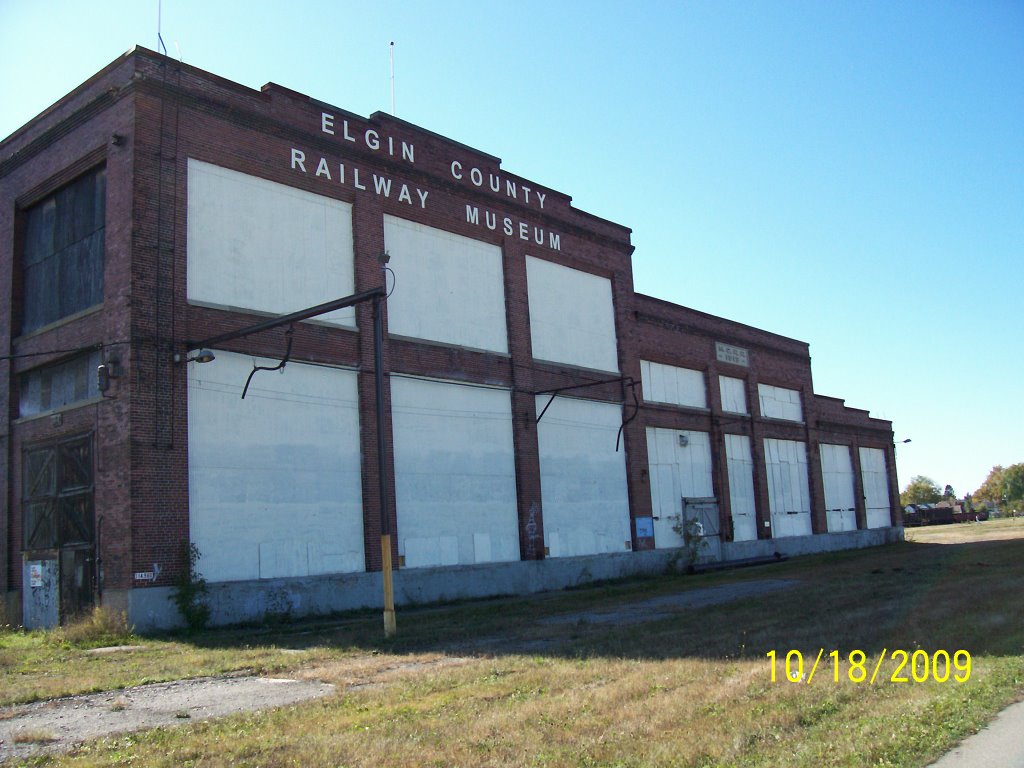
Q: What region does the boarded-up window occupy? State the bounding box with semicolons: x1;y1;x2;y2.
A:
719;376;748;414
23;435;94;550
187;159;357;327
19;351;101;418
22;167;106;333
641;361;707;409
758;384;803;422
383;215;507;352
526;257;618;372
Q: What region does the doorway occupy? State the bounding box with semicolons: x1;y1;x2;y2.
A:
22;434;95;628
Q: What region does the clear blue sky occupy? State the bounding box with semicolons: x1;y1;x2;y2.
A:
2;0;1021;497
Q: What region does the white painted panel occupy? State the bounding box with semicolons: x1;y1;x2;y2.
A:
763;438;812;538
645;428;713;548
860;447;892;529
259;541;308;579
758;384;803;422
820;444;857;532
391;377;519;569
719;376;748;415
188;351;364;583
724;434;758;542
526;256;618;372
641;360;707;408
473;532;493;564
187;159;355;326
537;396;631;556
384;215;508;353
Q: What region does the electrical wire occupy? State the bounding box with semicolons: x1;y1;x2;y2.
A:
241;326;294;399
384;266;397;298
1;340;131;362
615;378;640;452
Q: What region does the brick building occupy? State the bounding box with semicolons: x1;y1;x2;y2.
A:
1;48;900;630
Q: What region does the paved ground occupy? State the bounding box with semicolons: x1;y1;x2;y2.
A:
0;676;335;764
928;699;1024;768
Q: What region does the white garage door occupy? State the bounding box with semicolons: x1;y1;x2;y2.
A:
724;434;758;542
646;428;714;548
860;447;892;529
820;443;857;532
391;376;520;568
764;438;812;538
537;396;631;557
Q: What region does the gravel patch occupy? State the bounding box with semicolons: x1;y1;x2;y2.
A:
0;676;334;763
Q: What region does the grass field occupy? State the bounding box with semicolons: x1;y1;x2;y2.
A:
3;518;1023;767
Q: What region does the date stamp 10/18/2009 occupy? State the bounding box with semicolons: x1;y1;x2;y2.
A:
767;649;972;685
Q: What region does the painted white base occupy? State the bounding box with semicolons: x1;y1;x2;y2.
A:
122;527;905;632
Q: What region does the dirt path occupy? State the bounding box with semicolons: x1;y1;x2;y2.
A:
0;676;334;764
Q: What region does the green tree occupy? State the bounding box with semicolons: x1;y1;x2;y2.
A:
900;475;942;506
974;466;1004;503
1002;464;1024;509
943;484;955;500
973;463;1024;514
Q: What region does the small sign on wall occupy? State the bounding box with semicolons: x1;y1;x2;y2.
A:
635;516;655;538
715;342;749;367
29;562;44;588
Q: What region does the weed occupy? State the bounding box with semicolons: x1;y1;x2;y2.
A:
669;514;711;572
171;542;211;631
52;606;135;649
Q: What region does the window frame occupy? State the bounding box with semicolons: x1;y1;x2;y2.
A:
17;165;107;335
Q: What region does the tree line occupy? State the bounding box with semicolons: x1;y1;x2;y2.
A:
900;463;1024;515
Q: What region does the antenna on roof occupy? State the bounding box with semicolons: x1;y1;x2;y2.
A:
157;0;167;55
390;41;396;115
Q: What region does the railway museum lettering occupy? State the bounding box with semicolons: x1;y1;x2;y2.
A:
300;111;561;250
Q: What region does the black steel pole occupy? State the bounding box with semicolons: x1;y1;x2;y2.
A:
188;287;386;350
374;294;389;538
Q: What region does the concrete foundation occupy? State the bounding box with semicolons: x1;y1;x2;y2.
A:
124;527;904;632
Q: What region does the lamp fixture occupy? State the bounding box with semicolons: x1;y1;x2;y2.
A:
173;349;216;364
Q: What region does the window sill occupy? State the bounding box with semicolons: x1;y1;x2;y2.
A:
14;396;106;425
14;304;104;342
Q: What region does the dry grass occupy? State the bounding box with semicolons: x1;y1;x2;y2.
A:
905;516;1024;544
12;728;57;744
6;520;1024;767
52;607;135;648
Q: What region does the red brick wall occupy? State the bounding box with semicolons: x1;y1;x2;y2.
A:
1;47;899;610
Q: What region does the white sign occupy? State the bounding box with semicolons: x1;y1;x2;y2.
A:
29;562;43;587
716;342;749;367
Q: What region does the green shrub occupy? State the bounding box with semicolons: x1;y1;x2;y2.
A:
171;543;211;631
